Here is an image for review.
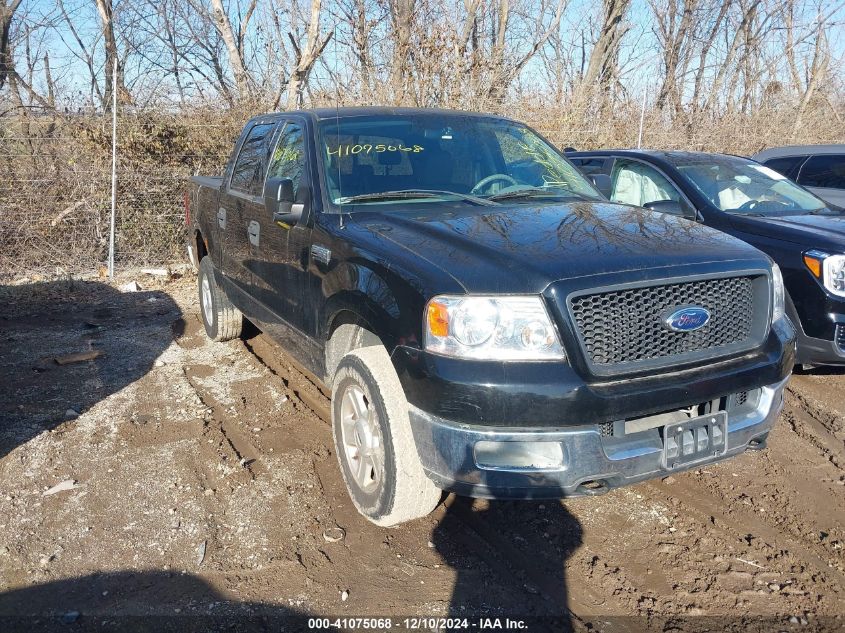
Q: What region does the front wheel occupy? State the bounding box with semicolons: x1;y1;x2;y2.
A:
198;256;243;342
331;346;441;526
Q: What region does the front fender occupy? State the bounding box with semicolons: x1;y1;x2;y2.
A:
319;261;410;351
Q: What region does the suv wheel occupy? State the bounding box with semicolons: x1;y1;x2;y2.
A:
198;256;243;342
331;345;441;526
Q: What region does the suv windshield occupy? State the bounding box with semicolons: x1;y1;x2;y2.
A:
318;114;600;208
675;156;826;215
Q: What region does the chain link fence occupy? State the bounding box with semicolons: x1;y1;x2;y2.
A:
1;101;842;282
0;109;245;281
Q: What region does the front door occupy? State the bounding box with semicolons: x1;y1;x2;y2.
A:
250;119;320;367
609;158;691;216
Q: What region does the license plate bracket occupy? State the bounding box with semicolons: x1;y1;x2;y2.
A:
662;411;728;470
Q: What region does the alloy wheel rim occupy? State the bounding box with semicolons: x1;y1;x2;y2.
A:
201;275;214;325
339;384;383;493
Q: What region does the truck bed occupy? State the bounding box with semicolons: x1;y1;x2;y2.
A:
190;175;223;189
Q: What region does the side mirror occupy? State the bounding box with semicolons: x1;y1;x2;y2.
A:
588;173;612;198
264;177;302;226
643;199;688;217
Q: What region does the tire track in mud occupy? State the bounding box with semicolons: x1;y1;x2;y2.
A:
634;378;845;615
240;334;331;423
171;315;265;484
785;384;845;468
644;477;845;592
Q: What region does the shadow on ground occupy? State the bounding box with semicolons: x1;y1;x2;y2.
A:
433;494;582;630
0;570;311;632
0;279;182;459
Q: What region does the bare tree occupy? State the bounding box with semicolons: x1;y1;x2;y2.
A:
208;0;255;99
689;0;731;108
791;12;832;136
649;0;699;114
0;0;22;91
93;0;129;108
286;0;332;108
387;0;416;102
581;0;631;95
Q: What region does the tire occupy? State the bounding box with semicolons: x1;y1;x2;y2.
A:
331;345;441;526
198;256;243;342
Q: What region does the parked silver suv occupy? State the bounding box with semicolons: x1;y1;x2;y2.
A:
753;145;845;209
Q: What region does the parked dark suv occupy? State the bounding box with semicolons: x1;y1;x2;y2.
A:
753;145;845;209
187;109;794;525
569;149;844;366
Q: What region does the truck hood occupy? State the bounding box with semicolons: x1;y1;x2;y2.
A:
731;212;845;250
349;201;765;294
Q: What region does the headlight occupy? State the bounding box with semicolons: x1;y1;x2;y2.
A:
771;263;785;322
803;250;845;297
424;295;566;361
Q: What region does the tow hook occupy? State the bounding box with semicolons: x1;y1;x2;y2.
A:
576;480;610;496
746;437;767;451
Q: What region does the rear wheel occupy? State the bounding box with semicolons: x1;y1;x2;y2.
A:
331;345;441;526
198;256;243;342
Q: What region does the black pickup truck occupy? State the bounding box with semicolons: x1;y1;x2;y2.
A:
186;107;794;526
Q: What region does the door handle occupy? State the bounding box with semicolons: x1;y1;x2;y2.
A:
247;220;260;247
217;207;227;229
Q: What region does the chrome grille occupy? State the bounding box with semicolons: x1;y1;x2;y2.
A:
569;276;756;368
836;325;845;351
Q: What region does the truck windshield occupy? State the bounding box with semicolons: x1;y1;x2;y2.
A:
318;114;600;208
675;156;827;216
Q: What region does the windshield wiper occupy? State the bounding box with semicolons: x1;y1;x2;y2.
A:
337;189;497;206
807;208;843;215
486;187;584;202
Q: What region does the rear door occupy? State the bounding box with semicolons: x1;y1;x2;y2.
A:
220;119;279;307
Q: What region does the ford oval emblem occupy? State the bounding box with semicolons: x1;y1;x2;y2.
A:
663;306;711;332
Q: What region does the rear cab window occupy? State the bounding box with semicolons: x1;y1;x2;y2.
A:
229;123;276;196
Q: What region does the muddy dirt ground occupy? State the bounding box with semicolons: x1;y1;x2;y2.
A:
0;273;843;632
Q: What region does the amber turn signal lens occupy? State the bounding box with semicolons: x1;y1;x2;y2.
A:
427;301;449;337
804;255;822;278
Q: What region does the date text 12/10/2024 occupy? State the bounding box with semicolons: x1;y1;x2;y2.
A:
307;617;531;630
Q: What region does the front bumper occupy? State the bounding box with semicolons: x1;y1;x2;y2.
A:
788;278;845;366
790;300;845;366
408;376;788;499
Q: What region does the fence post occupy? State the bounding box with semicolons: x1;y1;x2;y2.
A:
637;87;647;150
107;57;118;278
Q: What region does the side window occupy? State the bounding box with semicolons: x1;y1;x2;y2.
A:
611;160;682;207
762;155;806;179
569;158;606;176
267;123;306;192
798;155;845;189
229;123;276;196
